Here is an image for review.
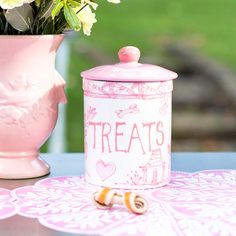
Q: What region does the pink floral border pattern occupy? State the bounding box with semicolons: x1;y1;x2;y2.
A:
0;188;16;220
11;170;236;236
83;79;173;99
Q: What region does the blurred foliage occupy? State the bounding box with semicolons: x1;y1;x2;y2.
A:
45;0;236;152
85;0;236;67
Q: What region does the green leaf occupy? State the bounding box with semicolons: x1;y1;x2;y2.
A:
39;0;55;20
5;4;33;32
67;0;81;8
35;0;42;7
51;1;64;20
63;4;81;31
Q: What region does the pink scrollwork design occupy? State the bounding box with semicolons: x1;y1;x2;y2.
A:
10;170;236;235
115;103;140;118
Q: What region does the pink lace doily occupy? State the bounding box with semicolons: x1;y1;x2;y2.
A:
0;188;16;219
11;170;236;236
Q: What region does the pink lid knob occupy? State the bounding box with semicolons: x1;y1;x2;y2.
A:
118;46;141;63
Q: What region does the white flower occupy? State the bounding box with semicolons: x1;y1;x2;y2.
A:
0;0;34;9
107;0;120;3
76;5;97;36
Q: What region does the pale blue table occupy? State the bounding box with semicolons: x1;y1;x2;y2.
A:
0;153;236;236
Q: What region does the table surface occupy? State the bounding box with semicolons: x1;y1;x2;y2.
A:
1;152;236;236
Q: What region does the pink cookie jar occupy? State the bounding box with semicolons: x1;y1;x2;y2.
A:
81;46;178;189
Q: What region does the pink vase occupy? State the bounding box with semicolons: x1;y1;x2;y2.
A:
0;35;67;179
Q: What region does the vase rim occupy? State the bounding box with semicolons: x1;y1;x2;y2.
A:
0;34;64;38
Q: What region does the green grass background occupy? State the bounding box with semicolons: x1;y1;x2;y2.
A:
44;0;236;152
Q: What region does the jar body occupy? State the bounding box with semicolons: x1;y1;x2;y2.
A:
83;79;173;189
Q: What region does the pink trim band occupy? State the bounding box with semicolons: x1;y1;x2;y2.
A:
83;79;173;99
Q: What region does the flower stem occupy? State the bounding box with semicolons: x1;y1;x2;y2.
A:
4;21;8;34
76;3;88;14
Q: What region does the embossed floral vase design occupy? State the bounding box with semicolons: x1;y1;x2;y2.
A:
0;35;66;179
81;46;178;189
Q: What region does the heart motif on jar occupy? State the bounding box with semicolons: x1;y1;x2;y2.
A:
96;160;116;181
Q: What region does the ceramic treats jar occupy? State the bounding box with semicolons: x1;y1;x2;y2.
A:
81;46;177;189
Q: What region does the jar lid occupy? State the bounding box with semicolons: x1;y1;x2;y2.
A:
81;46;178;82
